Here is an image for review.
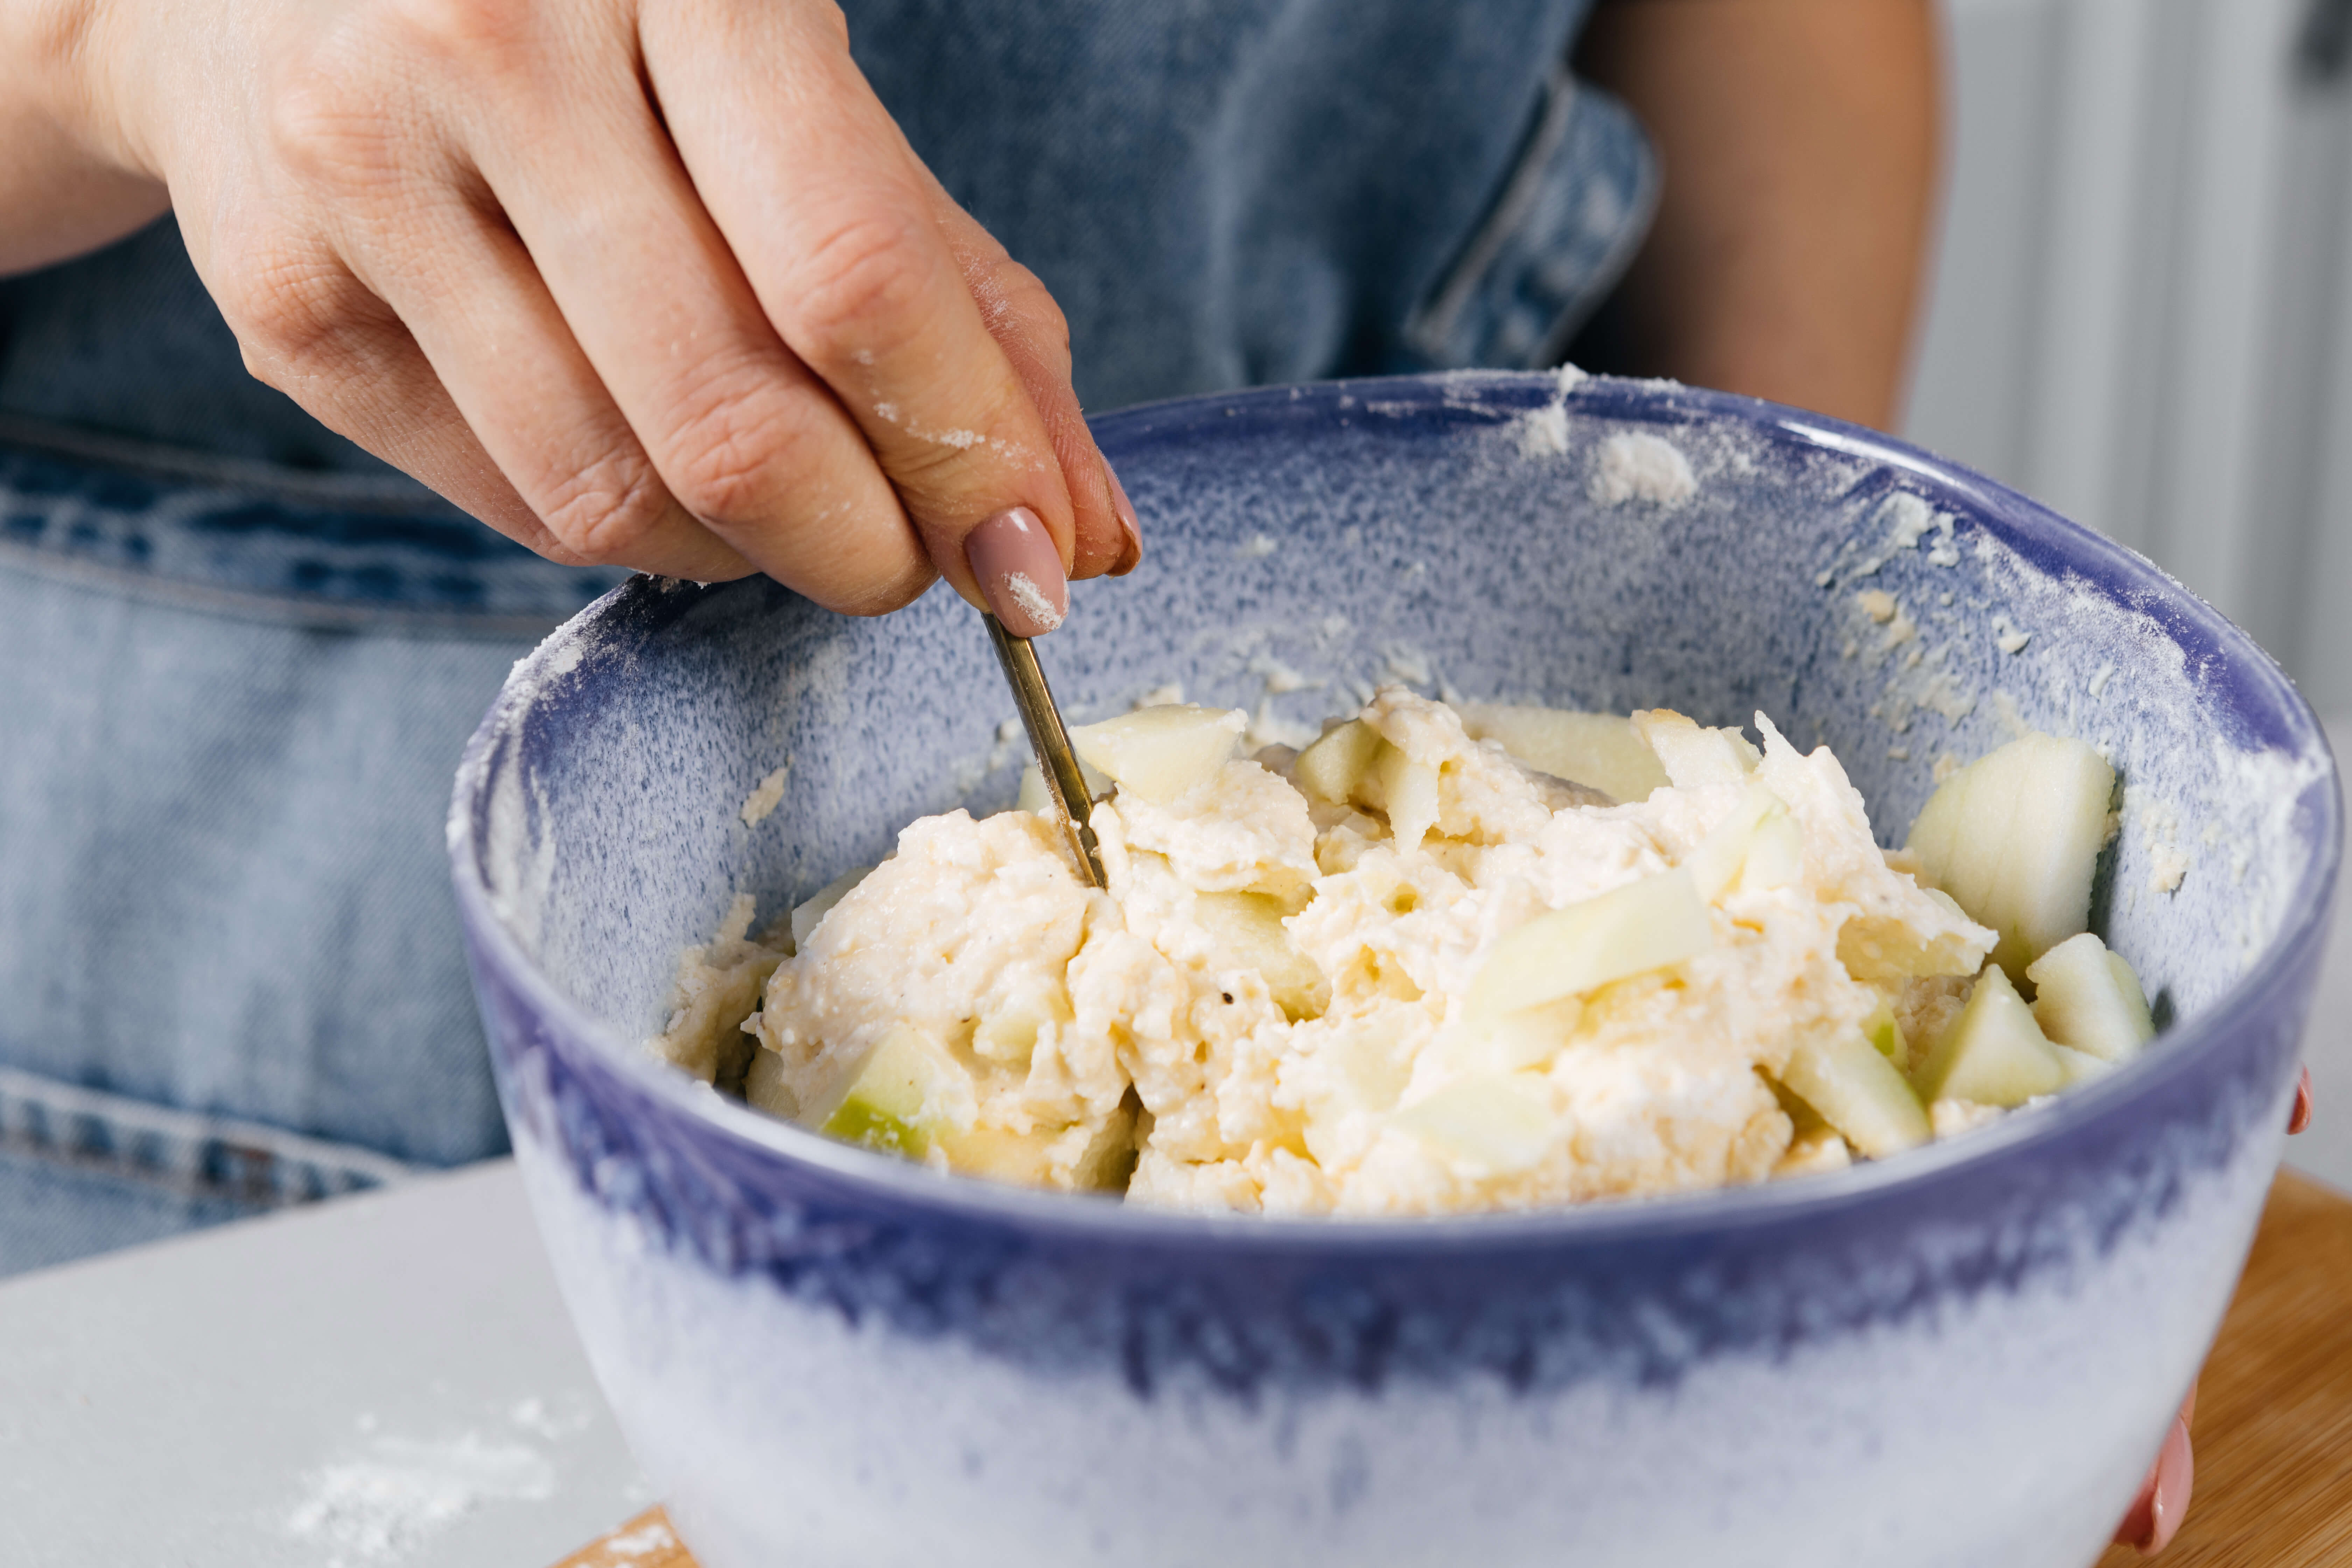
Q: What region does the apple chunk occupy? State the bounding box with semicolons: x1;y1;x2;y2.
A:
1686;784;1804;902
1778;1029;1930;1158
1393;1074;1556;1175
1631;709;1760;789
2025;932;2155;1062
1193;890;1330;1020
1365;740;1442;849
1016;758;1112;814
1913;964;2064;1107
1456;704;1669;802
817;1024;976;1157
791;863;874;947
1295;719;1382;804
1071;704;1246;803
1904;731;2115;981
1468;868;1714;1017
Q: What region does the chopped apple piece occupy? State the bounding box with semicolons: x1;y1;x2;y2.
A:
744;1047;797;1120
1393;1074;1555;1175
1775;1126;1854;1178
1436;995;1587;1076
1468;868;1714;1017
1631;709;1760;789
1366;740;1442;848
2051;1044;2114;1088
973;988;1074;1065
1456;704;1670;802
1295;719;1382;804
1904;731;2115;981
2025;932;2156;1062
791;864;874;947
1068;1095;1144;1190
1193;890;1330;1020
1686;784;1803;902
1070;704;1246;803
1016;758;1112;814
1837;887;1987;981
817;1025;977;1156
1912;965;2064;1107
1778;1029;1931;1158
1862;997;1906;1061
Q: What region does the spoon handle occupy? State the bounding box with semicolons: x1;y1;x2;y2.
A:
983;614;1108;889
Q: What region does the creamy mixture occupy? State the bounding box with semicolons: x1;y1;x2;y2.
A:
653;690;2152;1217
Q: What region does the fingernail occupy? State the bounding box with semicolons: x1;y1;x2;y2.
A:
965;506;1068;637
1105;464;1142;577
2290;1065;2314;1135
2139;1415;2195;1556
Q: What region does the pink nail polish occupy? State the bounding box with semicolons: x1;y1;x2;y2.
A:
2290;1065;2314;1135
965;506;1068;637
2139;1415;2194;1556
1105;465;1142;576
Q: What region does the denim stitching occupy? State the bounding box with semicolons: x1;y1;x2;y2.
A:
0;1064;416;1211
0;417;623;629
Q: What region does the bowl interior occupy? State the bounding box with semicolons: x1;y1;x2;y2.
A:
462;372;2337;1108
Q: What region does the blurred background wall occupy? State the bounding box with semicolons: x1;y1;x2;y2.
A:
1908;0;2352;710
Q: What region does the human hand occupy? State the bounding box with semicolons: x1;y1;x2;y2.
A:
40;0;1135;629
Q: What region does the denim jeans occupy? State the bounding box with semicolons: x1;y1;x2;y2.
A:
0;0;1652;1274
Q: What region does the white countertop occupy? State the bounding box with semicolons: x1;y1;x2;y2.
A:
0;1160;648;1568
4;719;2347;1568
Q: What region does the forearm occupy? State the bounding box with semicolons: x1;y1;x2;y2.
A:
0;0;166;276
1575;0;1941;431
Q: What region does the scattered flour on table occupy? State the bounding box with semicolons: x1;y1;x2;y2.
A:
281;1433;556;1566
1592;432;1697;506
1238;533;1280;559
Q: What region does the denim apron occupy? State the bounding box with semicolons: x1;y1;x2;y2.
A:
0;0;1652;1274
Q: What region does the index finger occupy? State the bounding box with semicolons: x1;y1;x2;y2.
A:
643;0;1079;631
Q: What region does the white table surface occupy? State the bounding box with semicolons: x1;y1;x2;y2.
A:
4;719;2347;1568
0;1160;649;1568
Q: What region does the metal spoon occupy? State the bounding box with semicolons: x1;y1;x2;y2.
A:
983;613;1108;888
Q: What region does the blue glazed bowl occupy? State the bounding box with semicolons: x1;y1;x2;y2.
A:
450;372;2338;1568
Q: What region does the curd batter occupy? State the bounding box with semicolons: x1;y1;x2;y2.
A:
648;688;2133;1218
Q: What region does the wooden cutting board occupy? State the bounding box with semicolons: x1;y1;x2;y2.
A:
552;1170;2352;1568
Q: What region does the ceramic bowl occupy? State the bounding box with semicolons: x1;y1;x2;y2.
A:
449;371;2338;1568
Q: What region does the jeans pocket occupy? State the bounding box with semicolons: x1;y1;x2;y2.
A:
1403;65;1660;371
0;1064;415;1277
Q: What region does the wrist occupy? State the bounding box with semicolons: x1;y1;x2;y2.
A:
0;0;171;272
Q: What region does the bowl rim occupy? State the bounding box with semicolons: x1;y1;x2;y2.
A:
448;370;2344;1254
